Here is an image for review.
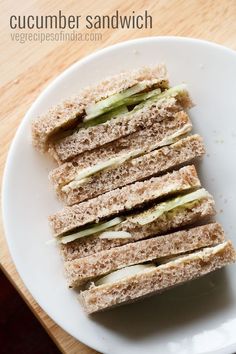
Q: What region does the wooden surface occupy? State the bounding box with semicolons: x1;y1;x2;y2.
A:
1;0;236;353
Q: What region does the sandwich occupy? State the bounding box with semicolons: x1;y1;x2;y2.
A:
79;240;236;314
60;188;215;260
49;86;191;163
49;165;201;237
32;65;192;163
32;65;168;152
50;129;205;205
65;223;225;288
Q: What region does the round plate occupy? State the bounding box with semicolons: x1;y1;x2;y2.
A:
2;37;236;354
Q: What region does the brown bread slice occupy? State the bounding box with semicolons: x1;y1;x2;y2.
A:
50;134;204;205
49;165;200;236
60;196;215;261
32;65;168;152
65;223;224;288
79;241;236;314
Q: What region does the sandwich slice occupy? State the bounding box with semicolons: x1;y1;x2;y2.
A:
60;188;215;260
49;165;201;237
79;240;236;314
49;85;192;163
50;134;205;205
49;110;192;186
65;223;225;288
32;65;169;153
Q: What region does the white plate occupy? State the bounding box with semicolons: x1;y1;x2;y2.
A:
2;37;236;354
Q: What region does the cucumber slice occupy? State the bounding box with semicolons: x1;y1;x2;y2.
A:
59;217;124;244
79;105;128;129
131;188;210;225
142;122;192;152
80;88;161;129
114;88;161;107
132;84;187;113
84;84;187;127
85;82;158;120
95;264;156;286
62;148;143;192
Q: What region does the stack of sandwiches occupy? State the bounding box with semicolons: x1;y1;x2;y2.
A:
32;65;236;314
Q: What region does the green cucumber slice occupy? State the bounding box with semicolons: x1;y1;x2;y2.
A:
95;264;156;286
59;217;124;244
85;82;151;120
131;188;210;225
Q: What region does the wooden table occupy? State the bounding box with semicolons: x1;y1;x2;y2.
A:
1;0;236;352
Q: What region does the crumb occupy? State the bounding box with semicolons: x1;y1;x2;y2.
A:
209;280;215;288
215;138;224;144
13;78;19;84
133;49;139;55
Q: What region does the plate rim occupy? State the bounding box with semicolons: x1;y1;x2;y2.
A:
2;36;236;354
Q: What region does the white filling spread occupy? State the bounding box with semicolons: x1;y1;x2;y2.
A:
99;231;132;239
